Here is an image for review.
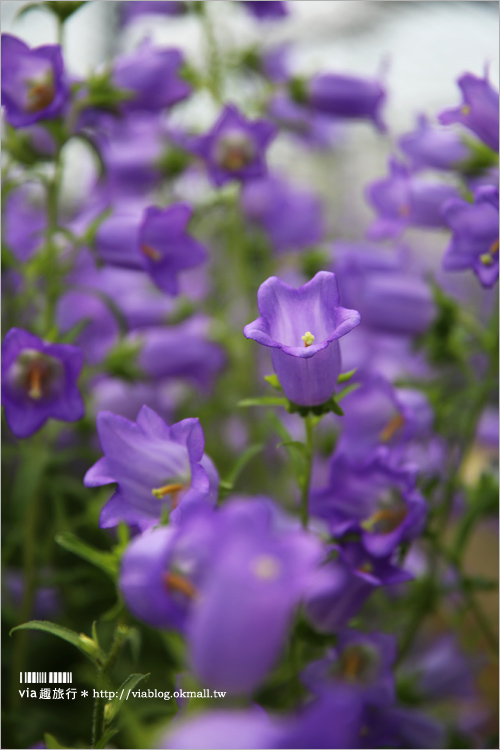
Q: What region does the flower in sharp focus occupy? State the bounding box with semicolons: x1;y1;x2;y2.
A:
193;104;277;187
1;328;84;439
84;406;218;530
1;34;68;128
442;185;499;288
243;271;360;406
438;72;499;153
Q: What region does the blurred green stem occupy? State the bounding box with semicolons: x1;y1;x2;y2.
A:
91;613;129;749
300;415;314;529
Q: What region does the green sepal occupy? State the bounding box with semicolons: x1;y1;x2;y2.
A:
238;396;288;408
337;368;357;384
264;374;283;391
104;673;150;726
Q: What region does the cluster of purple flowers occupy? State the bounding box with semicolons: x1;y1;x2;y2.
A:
1;2;498;749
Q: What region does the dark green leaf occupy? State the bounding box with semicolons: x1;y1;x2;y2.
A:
55;532;118;579
10;621;103;665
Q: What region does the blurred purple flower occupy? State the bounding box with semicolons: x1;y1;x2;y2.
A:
193;104;276;187
3;570;61;619
366;158;460;239
120;1;186;25
84;406;218;529
398;114;471;172
244;272;360;406
311;450;427;557
242;2;289;19
1;34;68;128
333;241;436;336
307;71;386;131
91;378;175;423
1;328;84;439
112;40;190;113
439;72;499;153
3;183;47;262
268;93;339;149
241;174;324;253
442;185;499;288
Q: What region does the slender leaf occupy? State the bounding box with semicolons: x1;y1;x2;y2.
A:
105;673;150;725
238;397;288;408
55;532;118;579
10;621;103;665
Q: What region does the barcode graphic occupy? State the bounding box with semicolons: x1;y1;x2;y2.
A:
20;672;72;684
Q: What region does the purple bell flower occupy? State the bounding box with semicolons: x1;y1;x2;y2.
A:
302;629;396;708
1;328;84;439
268;93;339;149
242;1;289;19
304;541;411;633
366;157;460;239
311;450;427;557
112;40;190;113
439;72;499;153
90;378;175;423
162;706;281;749
307;71;387;131
442;185;499;288
1;34;68;128
241;174;325;253
84;406;218;529
243;272;360;406
96;202;207;295
398;114;471;172
193;104;276;187
333;241;436;336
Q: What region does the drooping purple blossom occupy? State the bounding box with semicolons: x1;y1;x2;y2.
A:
241;174;325;253
1;328;84;439
398;114;471;172
366;158;461;239
112;40;190;113
441;185;499;288
333;241;436;336
306;71;387;131
242;1;289;20
84;406;218;529
439;72;499;153
1;34;68;128
192;104;276;187
244;272;360;406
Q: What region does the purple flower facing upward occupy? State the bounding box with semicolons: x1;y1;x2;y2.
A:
1;328;84;439
194;104;276;187
366;158;460;239
241;174;325;253
439;72;499;153
96;202;207;295
442;185;499;288
398;114;471;172
302;629;396;708
1;34;68;128
112;41;190;113
307;71;387;131
84;406;218;529
244;272;360;406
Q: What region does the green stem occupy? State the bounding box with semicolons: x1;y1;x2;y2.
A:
43;149;64;336
200;3;223;103
300;415;314;529
91;614;129;749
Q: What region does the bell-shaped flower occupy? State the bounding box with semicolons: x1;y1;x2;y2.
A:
1;328;84;439
439;72;499;153
84;406;218;529
307;71;387;131
1;34;68;128
243;271;360;406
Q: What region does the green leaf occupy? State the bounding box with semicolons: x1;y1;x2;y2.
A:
220;444;264;500
264;374;282;391
104;673;150;726
238;397;288;408
328;399;344;416
276;440;307;485
336;382;360;402
55;532;119;579
43;733;68;750
337;368;357;384
10;621;103;665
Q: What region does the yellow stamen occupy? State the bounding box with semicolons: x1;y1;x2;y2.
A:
252;555;281;580
162;571;197;599
490;238;499;255
301;331;315;348
141;244;162;261
27;363;44;399
358;562;374;574
342;650;363;680
26;81;55;113
480;253;493;266
461;104;471;116
379;413;405;443
361;506;407;534
152;482;184;499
